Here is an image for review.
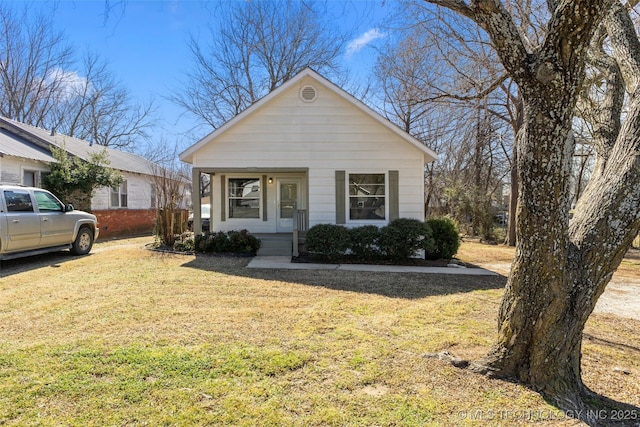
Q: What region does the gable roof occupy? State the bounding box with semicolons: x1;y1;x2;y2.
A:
0;117;157;176
179;68;437;164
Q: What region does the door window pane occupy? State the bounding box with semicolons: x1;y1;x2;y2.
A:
279;183;297;219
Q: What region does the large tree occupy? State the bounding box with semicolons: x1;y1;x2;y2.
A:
47;51;156;148
376;10;520;242
0;3;73;126
0;2;154;148
172;0;345;130
422;0;640;420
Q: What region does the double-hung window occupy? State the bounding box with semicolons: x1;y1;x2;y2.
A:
349;173;386;220
150;183;157;209
111;181;128;208
228;178;260;218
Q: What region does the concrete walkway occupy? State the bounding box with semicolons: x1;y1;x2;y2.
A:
247;256;498;275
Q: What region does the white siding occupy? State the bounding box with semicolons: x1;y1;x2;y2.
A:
0;155;167;212
91;172;154;210
0;156;50;186
193;75;427;232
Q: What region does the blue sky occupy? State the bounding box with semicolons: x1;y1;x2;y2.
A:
25;0;394;154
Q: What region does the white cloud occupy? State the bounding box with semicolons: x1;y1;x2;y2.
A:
45;68;90;101
345;28;386;57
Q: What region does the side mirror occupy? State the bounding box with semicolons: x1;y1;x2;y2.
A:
65;204;74;212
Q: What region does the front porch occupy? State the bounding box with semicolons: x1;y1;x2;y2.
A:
254;208;308;256
190;168;308;236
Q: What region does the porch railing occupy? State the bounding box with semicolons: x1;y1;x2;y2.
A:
292;207;308;257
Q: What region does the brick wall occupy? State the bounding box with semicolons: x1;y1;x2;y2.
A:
93;209;157;240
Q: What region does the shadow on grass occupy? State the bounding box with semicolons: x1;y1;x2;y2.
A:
540;386;640;427
181;254;507;299
584;333;640;354
0;251;89;278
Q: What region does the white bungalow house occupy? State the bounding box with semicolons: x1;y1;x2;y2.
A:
0;117;186;238
179;68;437;238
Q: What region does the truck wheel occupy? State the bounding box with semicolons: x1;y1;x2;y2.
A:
71;227;94;255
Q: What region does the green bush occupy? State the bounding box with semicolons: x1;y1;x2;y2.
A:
349;225;381;259
378;218;433;261
195;230;260;254
228;230;261;254
426;217;460;260
306;224;350;260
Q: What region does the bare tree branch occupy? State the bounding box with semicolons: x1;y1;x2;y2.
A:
172;0;346;130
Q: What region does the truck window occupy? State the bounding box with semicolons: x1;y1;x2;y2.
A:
4;190;34;212
34;191;64;212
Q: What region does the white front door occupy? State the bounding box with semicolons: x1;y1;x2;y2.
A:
276;178;301;232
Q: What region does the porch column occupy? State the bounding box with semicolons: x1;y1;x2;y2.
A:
192;168;202;234
209;172;215;227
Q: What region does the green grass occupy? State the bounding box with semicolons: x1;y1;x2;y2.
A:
0;342;314;426
0;341;448;426
0;238;638;425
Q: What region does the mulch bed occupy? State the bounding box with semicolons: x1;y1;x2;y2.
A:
291;252;460;267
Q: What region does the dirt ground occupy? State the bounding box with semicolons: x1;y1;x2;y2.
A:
471;261;640;321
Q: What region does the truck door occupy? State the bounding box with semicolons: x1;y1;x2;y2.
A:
35;190;72;247
2;189;40;252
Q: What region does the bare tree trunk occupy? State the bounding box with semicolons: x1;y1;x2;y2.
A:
505;151;517;246
423;0;630;416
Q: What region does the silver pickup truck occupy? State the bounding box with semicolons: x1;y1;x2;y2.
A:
0;185;99;261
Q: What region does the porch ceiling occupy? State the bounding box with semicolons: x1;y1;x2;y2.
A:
193;167;308;174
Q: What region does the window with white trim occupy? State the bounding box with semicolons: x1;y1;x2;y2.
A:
150;183;157;209
228;178;260;218
110;181;128;208
349;173;386;220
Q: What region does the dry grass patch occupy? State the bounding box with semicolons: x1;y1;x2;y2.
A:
456;240;516;264
458;240;640;278
0;237;638;426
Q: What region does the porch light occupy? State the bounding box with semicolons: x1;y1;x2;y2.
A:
268;177;273;184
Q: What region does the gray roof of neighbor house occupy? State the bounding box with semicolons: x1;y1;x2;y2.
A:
0;117;157;176
0;128;56;163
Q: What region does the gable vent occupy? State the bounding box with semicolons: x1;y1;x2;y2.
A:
300;85;317;102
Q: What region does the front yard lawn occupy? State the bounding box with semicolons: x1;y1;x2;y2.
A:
0;238;638;426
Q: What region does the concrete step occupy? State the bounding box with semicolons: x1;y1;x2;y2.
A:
255;234;293;256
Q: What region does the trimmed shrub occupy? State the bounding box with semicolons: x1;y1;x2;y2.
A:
306;224;350;260
227;229;261;254
195;229;260;254
349;225;381;259
425;217;460;260
379;218;433;261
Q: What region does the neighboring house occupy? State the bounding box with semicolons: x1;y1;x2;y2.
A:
0;117;178;238
180;68;437;235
